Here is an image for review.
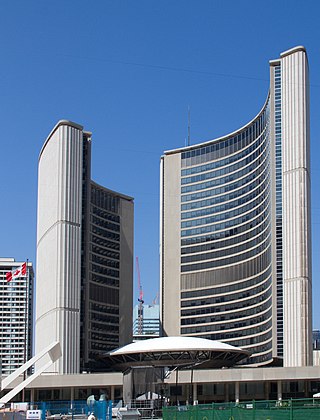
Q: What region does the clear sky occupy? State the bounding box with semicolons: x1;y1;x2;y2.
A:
1;1;320;325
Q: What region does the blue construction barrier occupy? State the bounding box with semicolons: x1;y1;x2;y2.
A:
36;400;111;420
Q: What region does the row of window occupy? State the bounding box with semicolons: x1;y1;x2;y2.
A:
181;229;270;264
91;244;120;261
0;328;25;333
91;225;120;242
181;152;269;194
181;168;269;212
91;185;119;214
90;330;119;342
181;248;271;290
91;263;119;278
181;199;270;238
240;340;273;357
181;239;271;272
181;312;272;334
181;109;269;172
181;190;270;230
91;205;120;223
90;339;119;351
181;295;272;325
181;217;270;255
214;330;272;351
181;177;269;221
91;273;119;288
181;160;270;203
0;316;26;321
91;254;119;269
89;282;119;305
91;215;120;232
90;320;119;332
238;350;272;365
91;234;120;250
90;312;119;325
0;280;28;287
181;109;269;167
181;207;270;247
181;266;271;300
181;283;272;314
181;137;268;185
90;302;119;315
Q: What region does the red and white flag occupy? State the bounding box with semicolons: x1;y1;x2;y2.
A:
6;262;27;282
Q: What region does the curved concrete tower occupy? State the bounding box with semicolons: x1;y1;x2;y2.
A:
160;47;312;367
36;121;133;374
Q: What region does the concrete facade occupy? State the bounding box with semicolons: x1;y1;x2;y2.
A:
279;48;312;367
160;47;312;367
2;366;320;403
36;122;83;374
35;121;134;374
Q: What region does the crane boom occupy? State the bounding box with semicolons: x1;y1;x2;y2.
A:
136;256;144;302
135;256;144;335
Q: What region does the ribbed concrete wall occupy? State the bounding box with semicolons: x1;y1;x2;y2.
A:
118;196;134;346
35;121;83;374
281;48;312;366
160;153;181;336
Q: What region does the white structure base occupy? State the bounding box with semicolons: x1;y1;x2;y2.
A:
0;342;61;404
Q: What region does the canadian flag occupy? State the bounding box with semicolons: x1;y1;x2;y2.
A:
6;262;27;282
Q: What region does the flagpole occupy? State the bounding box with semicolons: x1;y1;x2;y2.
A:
22;259;28;402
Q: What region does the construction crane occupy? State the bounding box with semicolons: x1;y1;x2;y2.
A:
152;292;159;306
136;256;144;335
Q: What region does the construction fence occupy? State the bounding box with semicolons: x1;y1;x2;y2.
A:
0;400;112;420
162;399;320;420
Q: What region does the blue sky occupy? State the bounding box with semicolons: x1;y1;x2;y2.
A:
1;1;320;326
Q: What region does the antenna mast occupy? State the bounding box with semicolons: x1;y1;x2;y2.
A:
187;106;191;146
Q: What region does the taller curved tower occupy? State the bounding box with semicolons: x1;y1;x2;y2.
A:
160;46;312;367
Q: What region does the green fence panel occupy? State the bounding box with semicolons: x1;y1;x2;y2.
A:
212;407;233;420
163;399;320;420
293;407;320;419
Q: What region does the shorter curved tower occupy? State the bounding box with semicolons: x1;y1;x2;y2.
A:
160;47;312;367
35;121;133;374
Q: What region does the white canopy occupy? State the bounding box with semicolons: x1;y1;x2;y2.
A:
109;336;245;356
105;336;250;371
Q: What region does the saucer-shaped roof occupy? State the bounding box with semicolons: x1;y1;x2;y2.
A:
104;336;250;371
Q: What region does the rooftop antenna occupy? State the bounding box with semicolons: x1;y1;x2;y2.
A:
187;106;191;147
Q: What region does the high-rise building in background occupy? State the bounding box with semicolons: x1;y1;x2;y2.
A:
133;303;160;338
313;330;320;350
35;120;134;374
160;46;312;367
0;258;33;375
